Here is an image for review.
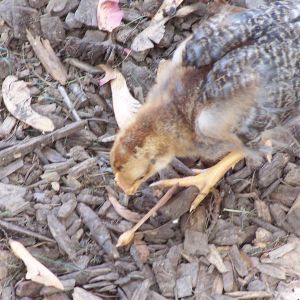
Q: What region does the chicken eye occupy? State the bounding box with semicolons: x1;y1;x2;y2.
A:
150;159;156;165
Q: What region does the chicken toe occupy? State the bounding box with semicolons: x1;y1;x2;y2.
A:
151;150;245;211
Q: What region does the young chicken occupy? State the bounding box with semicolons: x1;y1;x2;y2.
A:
111;0;300;211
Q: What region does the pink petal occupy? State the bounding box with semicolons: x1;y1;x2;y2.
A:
97;0;124;32
99;71;116;86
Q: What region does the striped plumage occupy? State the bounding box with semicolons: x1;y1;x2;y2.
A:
183;0;300;148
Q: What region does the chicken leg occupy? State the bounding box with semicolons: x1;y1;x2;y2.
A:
151;150;245;211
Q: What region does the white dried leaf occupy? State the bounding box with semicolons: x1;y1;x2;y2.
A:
99;65;141;129
2;76;55;132
9;240;64;290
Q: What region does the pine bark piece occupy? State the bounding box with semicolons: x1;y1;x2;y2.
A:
26;30;68;85
229;245;248;277
222;260;235;292
47;214;77;260
268;243;296;260
68;157;98;179
207;244;228;274
131;279;151;300
226;291;272;299
256;263;286;280
254;199;271;223
259;153;290;188
184;230;209;257
287;194;300;236
152;258;176;298
0;182;28;216
176;276;193;298
77;203;119;259
159;186;199;219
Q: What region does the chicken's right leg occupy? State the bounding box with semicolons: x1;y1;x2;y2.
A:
151;150;245;211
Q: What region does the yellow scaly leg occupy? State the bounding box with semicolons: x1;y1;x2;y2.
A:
151;150;245;211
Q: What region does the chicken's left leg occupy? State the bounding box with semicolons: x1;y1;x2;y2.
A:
151;150;245;211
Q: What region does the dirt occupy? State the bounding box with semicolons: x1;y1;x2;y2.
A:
0;0;300;299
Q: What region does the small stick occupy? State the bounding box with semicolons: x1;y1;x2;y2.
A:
0;219;55;243
58;86;81;121
116;184;178;247
0;121;86;167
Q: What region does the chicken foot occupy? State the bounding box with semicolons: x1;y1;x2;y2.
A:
151;150;245;211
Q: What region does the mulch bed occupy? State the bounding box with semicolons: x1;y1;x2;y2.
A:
0;0;300;299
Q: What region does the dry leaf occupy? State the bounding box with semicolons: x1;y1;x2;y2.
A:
27;30;68;85
98;64;141;128
2;76;55;132
97;0;123;32
9;240;64;290
107;192;142;223
131;2;201;52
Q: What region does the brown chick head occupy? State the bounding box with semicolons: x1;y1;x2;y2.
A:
110;110;174;195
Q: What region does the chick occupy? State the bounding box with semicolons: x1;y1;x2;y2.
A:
111;0;300;211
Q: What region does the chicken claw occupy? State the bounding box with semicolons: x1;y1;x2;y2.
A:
151;150;245;211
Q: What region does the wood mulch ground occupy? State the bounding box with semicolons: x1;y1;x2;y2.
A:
0;0;300;299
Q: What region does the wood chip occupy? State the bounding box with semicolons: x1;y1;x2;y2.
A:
256;263;286;280
207;244;228;274
0;182;28;216
226;291;272;299
222;260;235;292
229;245;248;277
184;230;209;257
254;199;271;223
47;214;78;260
268;243;296;260
77;203;119;259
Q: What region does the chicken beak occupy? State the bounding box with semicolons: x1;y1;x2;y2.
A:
115;172;139;195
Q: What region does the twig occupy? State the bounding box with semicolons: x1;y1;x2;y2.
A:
207;189;222;237
0;121;86;166
0;219;55;243
58;86;81;121
249;216;284;234
116;184;179;247
65;58;104;75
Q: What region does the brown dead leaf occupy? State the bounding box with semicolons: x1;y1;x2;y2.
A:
107;192;142;223
26;30;68;85
131;2;203;52
2;76;55;132
9;240;64;290
98;64;141;128
97;0;124;32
